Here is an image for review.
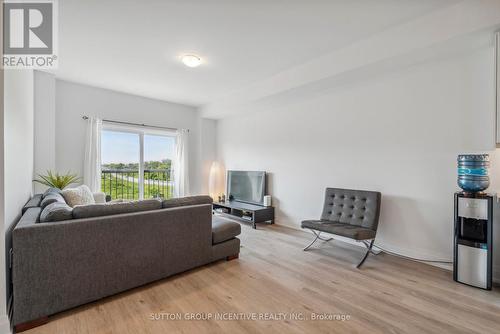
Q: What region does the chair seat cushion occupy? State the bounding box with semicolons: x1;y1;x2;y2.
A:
212;216;241;245
301;220;375;240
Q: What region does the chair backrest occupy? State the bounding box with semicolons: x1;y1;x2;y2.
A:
321;188;381;231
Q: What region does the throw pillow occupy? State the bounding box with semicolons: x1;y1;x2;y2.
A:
93;192;107;204
40;193;66;209
42;187;63;198
40;202;73;223
62;185;96;207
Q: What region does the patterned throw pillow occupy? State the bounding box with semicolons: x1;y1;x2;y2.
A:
61;185;96;207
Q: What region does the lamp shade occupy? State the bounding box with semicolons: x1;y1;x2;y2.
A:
208;162;220;200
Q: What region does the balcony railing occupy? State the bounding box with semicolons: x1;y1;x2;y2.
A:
101;169;174;200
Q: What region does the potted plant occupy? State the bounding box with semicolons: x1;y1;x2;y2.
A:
33;171;82;190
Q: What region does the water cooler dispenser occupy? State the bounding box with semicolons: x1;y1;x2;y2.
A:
453;192;493;290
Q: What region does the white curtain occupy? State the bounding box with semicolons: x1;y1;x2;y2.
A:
174;129;189;197
83;116;102;192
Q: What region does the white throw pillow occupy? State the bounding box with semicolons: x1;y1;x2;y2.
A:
92;192;107;204
62;185;96;207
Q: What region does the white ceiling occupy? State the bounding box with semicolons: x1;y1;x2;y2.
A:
54;0;459;107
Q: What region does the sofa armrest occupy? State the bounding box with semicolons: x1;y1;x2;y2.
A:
12;204;213;325
92;192;106;204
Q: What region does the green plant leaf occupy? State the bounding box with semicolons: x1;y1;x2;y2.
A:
33;170;82;190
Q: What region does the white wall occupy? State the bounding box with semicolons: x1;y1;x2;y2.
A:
33;71;56;194
199;118;217;195
0;5;12;328
54;80;205;195
4;69;34;331
0;49;5;334
216;47;497;264
4;69;35;232
488;152;500;282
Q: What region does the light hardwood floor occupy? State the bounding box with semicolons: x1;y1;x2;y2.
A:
25;221;500;334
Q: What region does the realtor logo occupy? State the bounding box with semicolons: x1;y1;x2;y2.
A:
2;0;58;68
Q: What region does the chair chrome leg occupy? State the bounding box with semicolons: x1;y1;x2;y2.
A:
362;240;378;255
317;232;333;242
303;234;320;251
357;239;374;268
303;230;333;251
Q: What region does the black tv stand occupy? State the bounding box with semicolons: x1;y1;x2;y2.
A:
212;201;274;229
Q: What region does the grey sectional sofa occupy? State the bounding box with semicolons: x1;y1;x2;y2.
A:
11;193;241;330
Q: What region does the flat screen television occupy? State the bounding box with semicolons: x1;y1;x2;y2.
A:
227;170;266;205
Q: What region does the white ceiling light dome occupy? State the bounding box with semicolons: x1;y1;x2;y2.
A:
181;54;202;68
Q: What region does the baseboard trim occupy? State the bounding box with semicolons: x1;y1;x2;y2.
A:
493;268;500;284
276;220;369;242
0;314;11;334
266;220;499;282
274;220;452;264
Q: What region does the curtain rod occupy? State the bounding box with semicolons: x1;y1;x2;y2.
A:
82;116;188;132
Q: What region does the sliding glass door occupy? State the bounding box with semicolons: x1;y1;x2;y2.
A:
101;126;175;200
101;130;141;200
144;134;175;199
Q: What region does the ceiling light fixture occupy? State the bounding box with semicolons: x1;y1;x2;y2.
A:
181;54;202;68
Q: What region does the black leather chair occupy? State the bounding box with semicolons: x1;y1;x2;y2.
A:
301;188;381;268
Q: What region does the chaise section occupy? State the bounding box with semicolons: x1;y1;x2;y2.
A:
212;238;240;261
212;216;241;244
211;217;241;262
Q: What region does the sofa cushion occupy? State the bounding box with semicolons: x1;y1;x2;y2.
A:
162;195;212;209
43;187;63;198
62;185;95;207
40;202;73;223
17;207;42;226
22;194;43;214
212;216;241;244
40;192;66;209
72;199;162;219
301;220;375;240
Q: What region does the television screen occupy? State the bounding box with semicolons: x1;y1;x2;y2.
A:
227;171;266;205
